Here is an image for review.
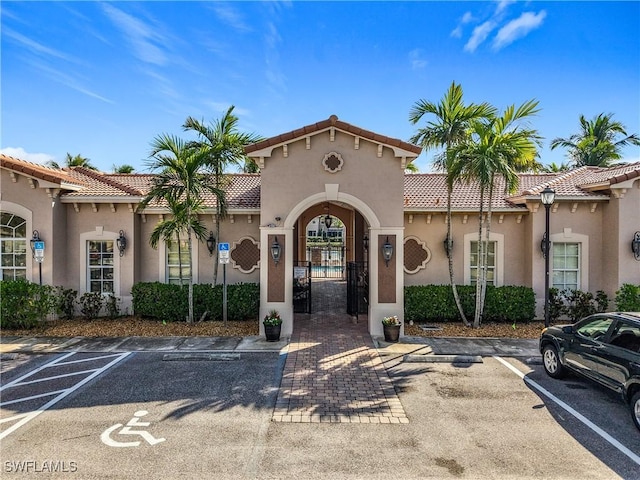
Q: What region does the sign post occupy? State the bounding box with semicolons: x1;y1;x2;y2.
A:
33;240;45;286
218;243;230;326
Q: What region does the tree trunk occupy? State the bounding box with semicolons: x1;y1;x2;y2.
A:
473;188;485;328
479;180;495;324
187;228;194;324
446;188;470;326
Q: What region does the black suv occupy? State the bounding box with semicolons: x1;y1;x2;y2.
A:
539;312;640;430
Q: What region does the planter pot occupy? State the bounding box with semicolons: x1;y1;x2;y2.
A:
383;324;401;343
264;324;282;342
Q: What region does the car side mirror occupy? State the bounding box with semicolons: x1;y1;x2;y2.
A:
562;325;574;334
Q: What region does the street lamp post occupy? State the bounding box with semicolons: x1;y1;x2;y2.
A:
540;186;555;327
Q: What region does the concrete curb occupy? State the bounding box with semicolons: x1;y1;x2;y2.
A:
404;354;483;363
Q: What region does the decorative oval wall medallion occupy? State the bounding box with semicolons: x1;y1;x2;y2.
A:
322;152;344;173
404;236;431;274
231;237;260;274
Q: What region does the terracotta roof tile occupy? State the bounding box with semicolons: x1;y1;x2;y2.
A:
0;153;85;188
245;115;422;155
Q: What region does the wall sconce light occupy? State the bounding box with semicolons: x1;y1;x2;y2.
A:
271;236;282;266
632;231;640;261
116;230;127;257
381;236;393;267
206;231;216;256
443;234;453;257
363;234;369;252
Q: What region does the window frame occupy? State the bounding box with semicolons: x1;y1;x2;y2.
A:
87;239;115;294
549;230;589;292
79;230;120;296
464;232;504;287
0;212;28;281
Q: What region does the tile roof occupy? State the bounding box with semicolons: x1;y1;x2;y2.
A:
3;153;639;212
245;114;422;156
0;153;85;188
64;167;144;196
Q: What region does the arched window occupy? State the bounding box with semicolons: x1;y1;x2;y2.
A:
0;212;28;280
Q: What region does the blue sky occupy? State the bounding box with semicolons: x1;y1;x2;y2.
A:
2;1;639;173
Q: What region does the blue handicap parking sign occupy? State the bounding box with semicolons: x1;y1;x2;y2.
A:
218;243;229;251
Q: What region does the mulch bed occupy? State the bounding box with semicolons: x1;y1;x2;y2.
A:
3;316;547;339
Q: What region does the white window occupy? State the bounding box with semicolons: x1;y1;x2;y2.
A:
470;240;496;286
464;232;504;286
0;212;28;280
167;237;191;285
553;242;580;290
88;240;114;293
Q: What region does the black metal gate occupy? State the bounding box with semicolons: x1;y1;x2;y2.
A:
346;261;368;315
293;261;311;313
306;246;345;278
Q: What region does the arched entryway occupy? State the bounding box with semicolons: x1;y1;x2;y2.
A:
259;187;404;338
291;201;369;321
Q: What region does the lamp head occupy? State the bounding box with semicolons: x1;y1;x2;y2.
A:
381;236;393;267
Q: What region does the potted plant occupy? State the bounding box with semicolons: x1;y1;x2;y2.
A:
382;315;401;343
263;309;282;342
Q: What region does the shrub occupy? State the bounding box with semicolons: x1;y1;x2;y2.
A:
549;289;610;322
105;293;121;319
54;287;77;319
0;279;54;329
79;292;104;320
131;282;259;322
404;284;535;324
616;284;640;311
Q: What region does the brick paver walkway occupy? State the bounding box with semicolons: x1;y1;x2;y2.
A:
273;279;408;423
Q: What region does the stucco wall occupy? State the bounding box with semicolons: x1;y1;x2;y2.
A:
260;130;405;229
0;170;55;284
403;211;529;287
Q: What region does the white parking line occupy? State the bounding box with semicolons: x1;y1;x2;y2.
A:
0;352;131;441
494;355;640;467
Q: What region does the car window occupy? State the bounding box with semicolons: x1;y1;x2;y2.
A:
608;322;640;353
575;317;614;341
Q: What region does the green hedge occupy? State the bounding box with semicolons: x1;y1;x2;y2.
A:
404;284;535;324
616;283;640;311
0;279;55;329
131;282;259;322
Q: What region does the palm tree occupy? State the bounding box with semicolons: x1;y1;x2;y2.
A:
112;164;135;174
47;153;98;170
404;162;419;174
138;134;226;323
183;106;262;284
542;161;571;173
453;100;542;327
550;113;640;167
409;82;495;326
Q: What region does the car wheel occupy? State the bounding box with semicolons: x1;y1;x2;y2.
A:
542;344;565;379
631;391;640;431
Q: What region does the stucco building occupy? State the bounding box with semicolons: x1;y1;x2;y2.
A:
2;115;639;336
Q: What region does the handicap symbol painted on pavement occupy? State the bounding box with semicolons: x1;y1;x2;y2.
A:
101;410;166;447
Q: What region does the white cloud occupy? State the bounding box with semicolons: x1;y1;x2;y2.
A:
464;20;497;53
101;3;168;66
493;11;547;50
450;11;475;38
409;49;428;70
0;147;55;165
495;0;516;16
211;3;252;33
30;61;113;103
204;102;251;117
3;27;78;64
